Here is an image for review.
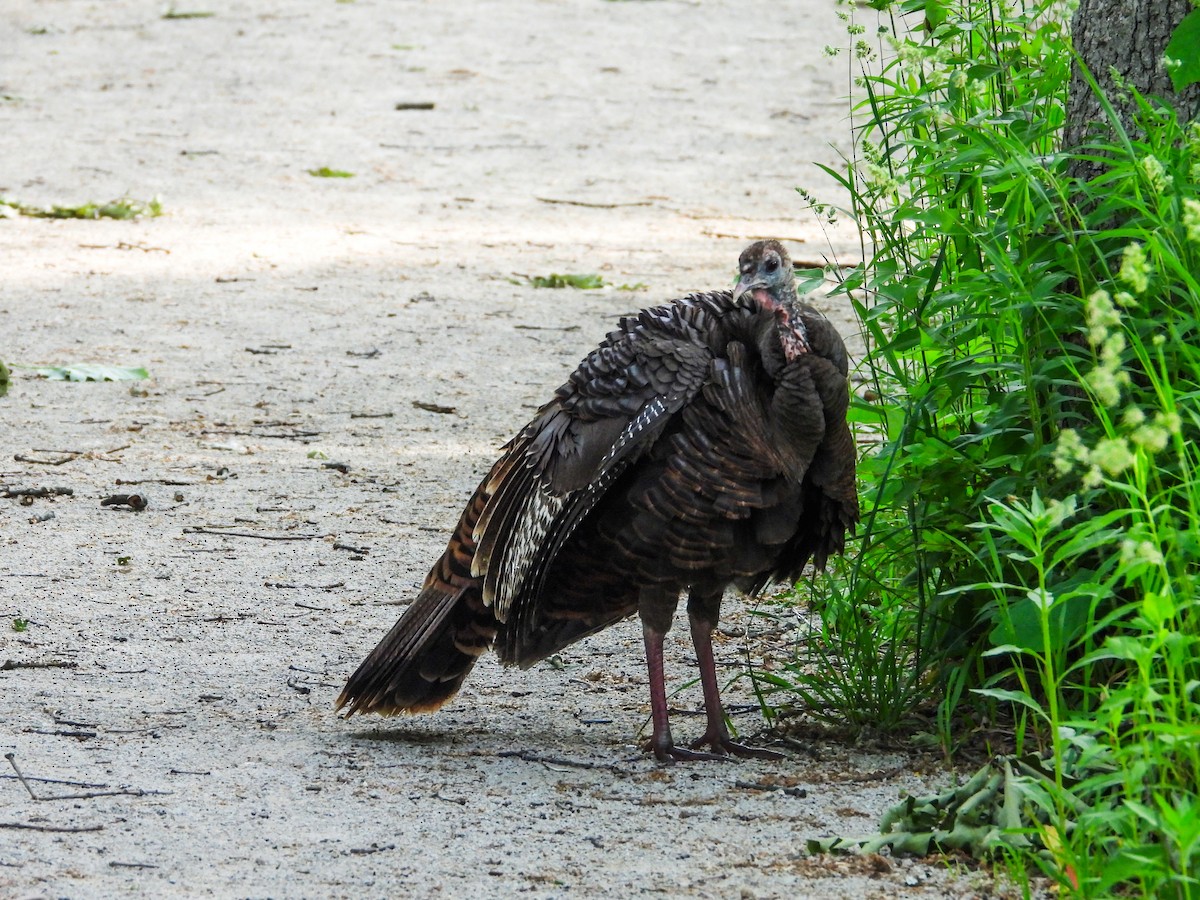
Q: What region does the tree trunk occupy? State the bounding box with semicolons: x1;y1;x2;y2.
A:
1066;0;1200;182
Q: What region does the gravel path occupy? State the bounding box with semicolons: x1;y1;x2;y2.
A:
2;2;992;897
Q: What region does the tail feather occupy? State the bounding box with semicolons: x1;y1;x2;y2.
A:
338;465;501;717
336;585;478;715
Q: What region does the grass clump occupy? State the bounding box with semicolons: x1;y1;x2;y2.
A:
1;195;162;220
771;1;1200;894
518;273;608;290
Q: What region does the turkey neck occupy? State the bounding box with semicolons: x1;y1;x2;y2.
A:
714;300;826;478
734;300;807;378
773;304;810;363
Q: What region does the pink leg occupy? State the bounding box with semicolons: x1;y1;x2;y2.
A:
688;613;783;760
642;624;726;763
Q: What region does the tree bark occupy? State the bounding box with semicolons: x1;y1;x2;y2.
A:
1066;0;1200;182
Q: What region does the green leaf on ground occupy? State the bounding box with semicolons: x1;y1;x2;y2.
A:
22;364;151;383
523;273;607;289
0;195;162;220
307;167;355;178
162;8;215;19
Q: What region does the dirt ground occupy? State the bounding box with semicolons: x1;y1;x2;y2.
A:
2;1;1007;897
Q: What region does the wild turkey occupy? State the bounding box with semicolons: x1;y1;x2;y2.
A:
338;240;859;761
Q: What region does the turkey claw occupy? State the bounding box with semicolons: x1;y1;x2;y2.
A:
690;734;784;760
652;743;731;764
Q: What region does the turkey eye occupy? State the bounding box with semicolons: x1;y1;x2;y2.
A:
764;257;779;273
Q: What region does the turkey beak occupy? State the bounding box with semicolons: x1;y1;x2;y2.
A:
733;277;763;305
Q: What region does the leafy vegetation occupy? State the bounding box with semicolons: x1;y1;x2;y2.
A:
15;364;150;383
12;618;28;633
1165;9;1200;92
519;273;606;289
307;167;355;178
508;272;648;291
809;753;1065;857
772;0;1200;894
0;195;162;220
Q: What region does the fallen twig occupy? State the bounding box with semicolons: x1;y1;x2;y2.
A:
23;728;97;741
412;400;456;414
114;478;195;486
496;749;624;772
263;582;344;592
2;486;74;499
0;821;104;833
100;493;148;511
1;659;77;671
199;428;319;439
734;779;808;798
183;527;322;541
186;386;226;399
535;196;652;209
12;452;78;466
79;241;169;254
0;774;108;789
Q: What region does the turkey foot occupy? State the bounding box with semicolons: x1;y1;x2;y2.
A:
689;731;783;760
643;622;778;763
643;732;731;763
659;743;731;763
688;612;783;760
644;625;730;763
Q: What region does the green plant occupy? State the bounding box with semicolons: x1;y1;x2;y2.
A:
789;0;1081;739
791;0;1200;893
1165;9;1200;92
750;554;931;733
13;363;150;383
12;618;28;632
307;167;354;178
0;195;162;219
515;273;608;290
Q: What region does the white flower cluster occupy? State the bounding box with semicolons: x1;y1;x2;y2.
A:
1053;429;1133;489
1183;199;1200;245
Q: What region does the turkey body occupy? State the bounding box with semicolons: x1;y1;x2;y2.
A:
339;242;859;761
